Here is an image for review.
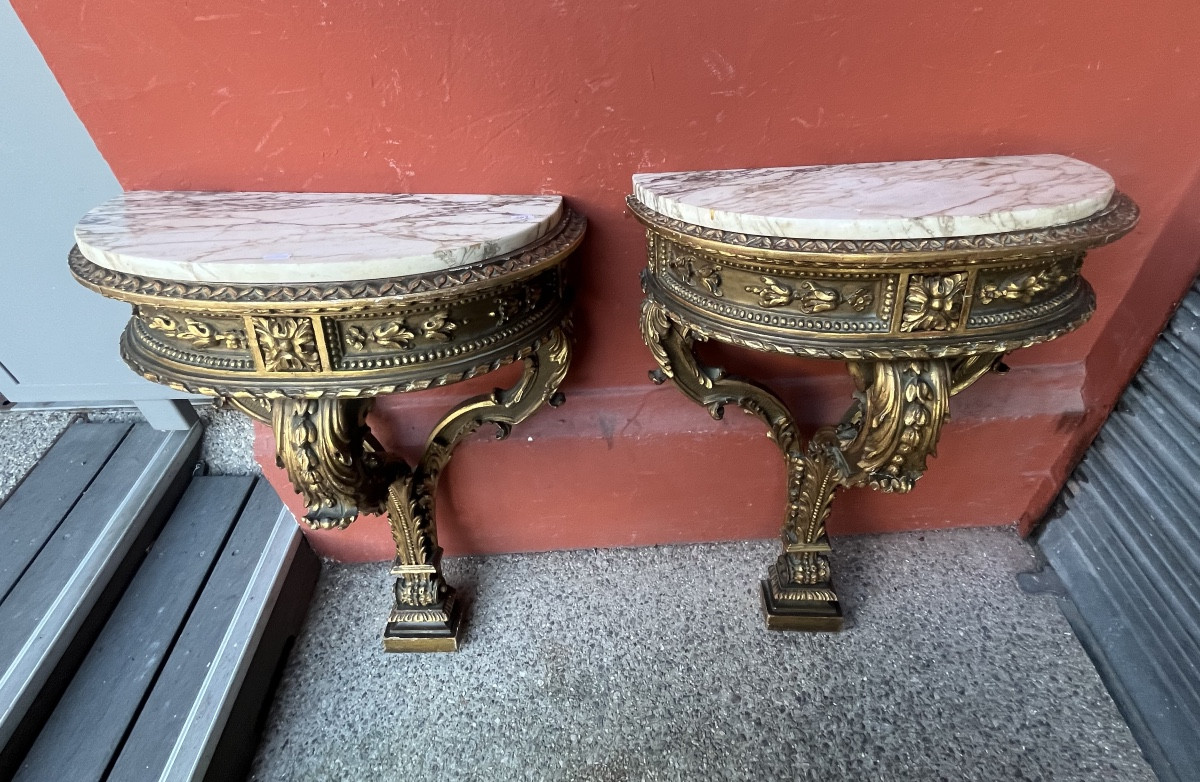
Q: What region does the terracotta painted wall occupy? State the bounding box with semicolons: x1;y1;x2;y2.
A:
15;0;1200;560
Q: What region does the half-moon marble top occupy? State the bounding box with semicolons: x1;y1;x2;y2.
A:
632;154;1114;241
75;191;564;284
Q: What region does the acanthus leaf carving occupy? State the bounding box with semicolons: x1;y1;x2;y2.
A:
146;311;246;350
343;311;456;353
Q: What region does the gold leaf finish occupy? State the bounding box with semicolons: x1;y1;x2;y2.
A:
383;325;571;652
271;397;394;529
634;188;1138;633
979;263;1072;304
73;207;585;654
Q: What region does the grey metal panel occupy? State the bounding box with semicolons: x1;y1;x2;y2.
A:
12;476;255;782
1037;279;1200;782
109;481;304;782
0;422;130;600
0;423;201;753
0;3;192;405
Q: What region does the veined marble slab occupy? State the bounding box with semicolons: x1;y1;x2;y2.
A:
75;191;564;283
633;155;1114;240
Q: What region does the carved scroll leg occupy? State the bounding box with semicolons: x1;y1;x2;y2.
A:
270;397;394;529
762;439;846;631
764;359;954;630
383;326;572;652
641;298;831;623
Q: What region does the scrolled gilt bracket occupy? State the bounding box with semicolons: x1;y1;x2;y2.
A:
271;397;396;530
632;176;1138;634
382;325;572;652
640;296;799;453
760;359;953;628
641;293;1006;630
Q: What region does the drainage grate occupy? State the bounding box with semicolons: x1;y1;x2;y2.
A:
1038;281;1200;782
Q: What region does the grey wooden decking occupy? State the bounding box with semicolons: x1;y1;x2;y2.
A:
0;420;318;781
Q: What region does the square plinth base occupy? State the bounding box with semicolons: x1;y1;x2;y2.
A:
760;581;845;632
382;594;465;653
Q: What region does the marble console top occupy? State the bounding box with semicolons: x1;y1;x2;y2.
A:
75;191;563;284
633;155;1114;240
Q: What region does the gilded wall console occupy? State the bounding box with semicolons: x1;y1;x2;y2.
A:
71;191;585;651
632;155;1138;630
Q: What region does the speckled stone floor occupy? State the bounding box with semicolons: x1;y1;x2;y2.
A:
249;531;1155;782
0;410;76;499
0;407;1157;781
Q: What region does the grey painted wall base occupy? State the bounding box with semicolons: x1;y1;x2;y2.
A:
0;3;194;405
135;399;201;431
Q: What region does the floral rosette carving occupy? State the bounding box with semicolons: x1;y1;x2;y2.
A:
901;273;967;332
253;316;321;372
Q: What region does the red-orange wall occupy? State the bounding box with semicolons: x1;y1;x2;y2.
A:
17;1;1200;559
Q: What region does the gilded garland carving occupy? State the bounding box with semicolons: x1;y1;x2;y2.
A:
111;263;567;402
647;275;1095;361
744;276;874;313
346;322;414;351
660;270;891;334
647;218;1097;357
343;310;457;353
979;262;1072;304
131;318;254;371
122;329;559;400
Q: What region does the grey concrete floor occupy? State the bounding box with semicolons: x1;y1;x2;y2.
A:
0;408;1157;781
250;531;1155;782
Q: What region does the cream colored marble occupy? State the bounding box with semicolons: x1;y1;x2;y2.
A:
633;155;1114;240
75;191;563;283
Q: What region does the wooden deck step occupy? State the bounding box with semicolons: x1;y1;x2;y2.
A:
0;422;132;599
0;421;201;775
12;476;319;781
107;479;317;782
14;475;256;780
